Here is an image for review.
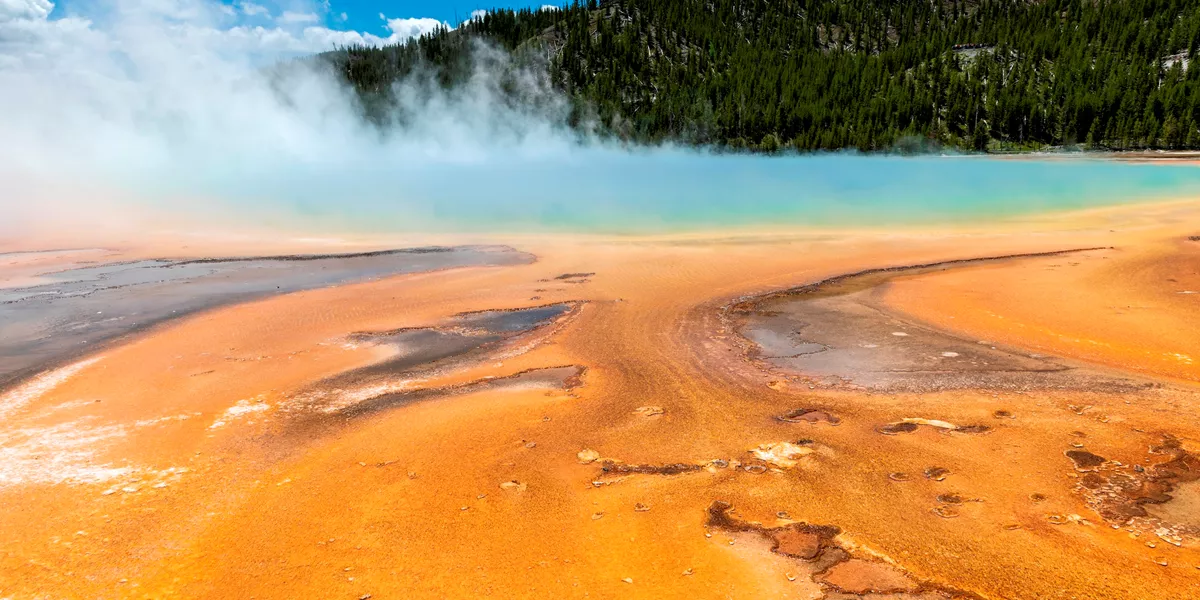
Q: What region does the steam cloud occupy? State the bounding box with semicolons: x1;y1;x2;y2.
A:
0;0;585;243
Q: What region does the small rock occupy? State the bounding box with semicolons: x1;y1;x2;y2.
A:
682;568;693;576
923;466;950;481
592;512;605;520
635;503;650;512
932;506;959;519
577;449;601;464
622;577;633;584
632;406;664;417
499;480;527;493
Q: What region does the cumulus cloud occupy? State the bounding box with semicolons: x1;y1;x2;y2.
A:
239;2;268;16
381;14;446;40
0;0;54;20
277;10;317;24
1;1;452;64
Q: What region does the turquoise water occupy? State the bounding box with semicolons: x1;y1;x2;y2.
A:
184;152;1200;234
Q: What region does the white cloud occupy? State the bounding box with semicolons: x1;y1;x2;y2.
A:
239;2;267;16
540;5;559;11
469;9;486;21
383;16;445;40
278;10;317;24
1;1;453;61
0;0;54;22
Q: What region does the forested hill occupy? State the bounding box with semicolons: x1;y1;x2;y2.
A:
321;0;1200;153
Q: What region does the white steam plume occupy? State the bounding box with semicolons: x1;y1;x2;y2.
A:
0;0;583;244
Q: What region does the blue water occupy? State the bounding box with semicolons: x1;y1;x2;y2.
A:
170;152;1200;234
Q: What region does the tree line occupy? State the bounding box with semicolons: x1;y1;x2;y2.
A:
321;0;1200;152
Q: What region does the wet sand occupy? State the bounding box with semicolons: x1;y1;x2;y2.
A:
2;205;1200;599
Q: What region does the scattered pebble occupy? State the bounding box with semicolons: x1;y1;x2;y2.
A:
923;467;950;481
632;406;664;417
932;506;959;519
749;441;813;468
499;480;527;493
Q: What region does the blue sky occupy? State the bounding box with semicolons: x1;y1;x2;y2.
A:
335;1;556;32
46;1;562;39
29;0;567;55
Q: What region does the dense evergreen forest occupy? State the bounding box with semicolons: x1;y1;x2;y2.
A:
321;0;1200;152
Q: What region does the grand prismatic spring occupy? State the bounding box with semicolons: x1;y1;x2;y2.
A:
6;1;1200;598
4;154;1200;599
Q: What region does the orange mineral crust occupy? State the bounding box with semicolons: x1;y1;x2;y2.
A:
882;238;1200;385
2;205;1200;599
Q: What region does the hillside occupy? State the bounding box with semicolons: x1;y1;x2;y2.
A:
321;0;1200;152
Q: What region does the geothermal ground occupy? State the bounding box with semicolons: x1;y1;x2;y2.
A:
2;202;1200;599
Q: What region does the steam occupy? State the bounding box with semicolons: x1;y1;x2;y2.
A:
0;0;582;243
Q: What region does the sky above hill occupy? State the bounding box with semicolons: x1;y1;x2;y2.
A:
2;0;561;65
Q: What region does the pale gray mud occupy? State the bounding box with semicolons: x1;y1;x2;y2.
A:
0;246;532;389
286;302;582;419
331;303;577;386
731;250;1146;393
